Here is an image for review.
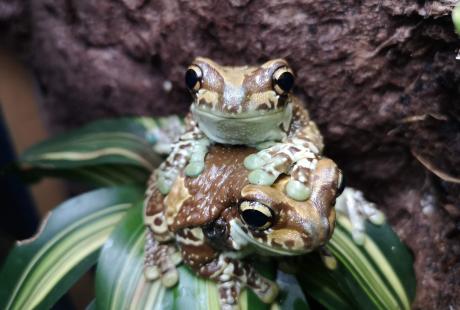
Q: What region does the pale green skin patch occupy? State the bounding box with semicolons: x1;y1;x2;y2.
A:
285;180;312;201
191;105;291;145
184;138;211;177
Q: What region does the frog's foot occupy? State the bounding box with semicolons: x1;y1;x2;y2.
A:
199;256;279;309
217;280;241;310
156;140;193;195
144;228;182;287
184;137;211;177
335;188;386;245
245;272;279;304
319;247;338;270
244;140;319;201
156;136;210;195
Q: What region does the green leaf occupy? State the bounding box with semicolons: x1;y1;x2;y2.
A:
18;116;185;183
96;204;310;310
453;2;460;34
297;253;357;309
0;186;144;310
298;213;416;310
86;300;96;310
21;164;150;186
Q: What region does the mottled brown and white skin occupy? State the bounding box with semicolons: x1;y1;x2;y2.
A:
155;57;324;202
144;146;342;309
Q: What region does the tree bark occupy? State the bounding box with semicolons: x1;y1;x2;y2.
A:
1;0;460;308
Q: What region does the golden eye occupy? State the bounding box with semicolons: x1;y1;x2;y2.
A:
239;201;274;230
272;67;295;95
185;65;202;92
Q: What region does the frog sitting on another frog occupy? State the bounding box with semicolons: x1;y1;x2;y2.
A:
144;146;342;309
155;57;325;202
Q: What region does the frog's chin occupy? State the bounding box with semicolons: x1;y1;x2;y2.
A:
229;220;308;257
191;104;292;145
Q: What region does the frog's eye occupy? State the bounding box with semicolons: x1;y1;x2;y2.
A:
239;201;274;230
336;172;345;197
272;67;295;95
185;65;202;92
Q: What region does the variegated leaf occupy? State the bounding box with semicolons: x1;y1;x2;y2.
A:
0;186;144;310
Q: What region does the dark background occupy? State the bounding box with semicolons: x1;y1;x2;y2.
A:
1;0;460;308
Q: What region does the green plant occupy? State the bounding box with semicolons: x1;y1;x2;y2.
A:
0;116;416;309
454;2;460;34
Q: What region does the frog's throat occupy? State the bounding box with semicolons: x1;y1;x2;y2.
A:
191;104;293;145
229;220;308;256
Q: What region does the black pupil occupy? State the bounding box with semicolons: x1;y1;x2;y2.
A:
241;209;270;229
276;72;294;92
185;69;198;89
337;174;346;197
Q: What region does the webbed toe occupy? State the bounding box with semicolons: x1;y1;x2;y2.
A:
161;269;179;288
184;161;205;177
248;169;278;185
244;154;266;170
144;266;160;280
285;180;311;201
256;280;279;304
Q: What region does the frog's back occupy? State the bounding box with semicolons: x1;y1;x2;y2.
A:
145;146;255;235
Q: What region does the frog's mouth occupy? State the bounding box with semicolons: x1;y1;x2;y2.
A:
229;220;308;257
193;105;286;119
191;105;292;145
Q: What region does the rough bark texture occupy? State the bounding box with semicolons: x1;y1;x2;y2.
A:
1;0;460;308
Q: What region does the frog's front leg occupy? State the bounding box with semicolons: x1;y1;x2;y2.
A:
196;255;279;310
156;125;210;195
244;135;321;202
335;188;386;245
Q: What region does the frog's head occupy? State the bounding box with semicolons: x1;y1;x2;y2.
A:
185;57;296;145
231;158;340;256
165;147;341;257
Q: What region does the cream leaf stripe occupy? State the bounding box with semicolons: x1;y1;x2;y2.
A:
37;148;155;170
337;216;410;309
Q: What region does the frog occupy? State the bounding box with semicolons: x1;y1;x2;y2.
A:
144;145;342;309
155;57;325;202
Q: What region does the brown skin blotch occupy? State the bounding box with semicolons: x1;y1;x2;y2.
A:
146;188;165;216
284;240;295;248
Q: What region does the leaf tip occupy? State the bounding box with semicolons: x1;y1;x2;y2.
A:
16;212;52;246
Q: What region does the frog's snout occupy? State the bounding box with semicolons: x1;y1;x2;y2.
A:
222;84;246;113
